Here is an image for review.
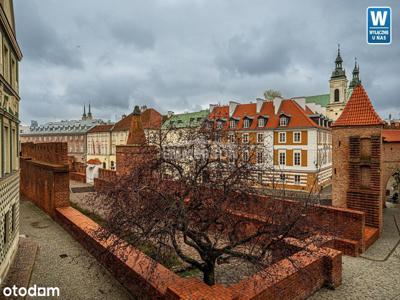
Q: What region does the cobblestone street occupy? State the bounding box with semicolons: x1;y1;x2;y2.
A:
19;199;132;300
312;206;400;300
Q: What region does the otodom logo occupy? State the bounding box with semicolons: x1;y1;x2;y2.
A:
367;7;392;45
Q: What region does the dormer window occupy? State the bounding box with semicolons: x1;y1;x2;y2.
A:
258;118;265;127
243;119;250;128
230;120;237;129
280;117;288;126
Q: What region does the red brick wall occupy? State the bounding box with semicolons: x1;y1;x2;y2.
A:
55;206;342;300
332;126;383;232
21;142;68;165
20;142;70;217
116;145;157;177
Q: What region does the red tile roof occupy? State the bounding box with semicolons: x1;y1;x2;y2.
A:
87;158;102;165
332;85;384;127
113;108;162;132
208;99;322;130
382;129;400;143
87;124;113;133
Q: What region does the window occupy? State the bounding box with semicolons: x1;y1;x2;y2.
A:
230;120;236;129
280;117;288;126
242;133;249;143
111;161;115;170
280;174;286;181
294;175;301;184
243;119;250;128
102;162;106;169
279;152;286;165
258;172;263;183
293;132;301;143
243;151;249;162
294;151;301;166
4;211;10;245
11;204;17;232
257;151;263;164
228;133;235;143
258;118;265;127
334;89;339;102
257;133;264;143
279;132;286;143
229;153;235;163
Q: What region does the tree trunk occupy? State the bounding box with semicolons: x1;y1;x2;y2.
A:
203;262;216;286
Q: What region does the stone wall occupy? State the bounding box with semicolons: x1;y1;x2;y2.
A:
20;142;70;217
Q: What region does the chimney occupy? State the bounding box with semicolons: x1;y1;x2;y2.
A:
167;111;174;118
229;101;239;117
141;105;148;112
256;98;264;114
121;114;127;119
273;97;283;115
293;97;306;110
209;104;218;113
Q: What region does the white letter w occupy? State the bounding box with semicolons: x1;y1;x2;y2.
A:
371;10;387;26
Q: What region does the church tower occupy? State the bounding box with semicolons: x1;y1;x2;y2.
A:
87;103;93;120
82;105;87;120
349;58;361;89
327;45;348;121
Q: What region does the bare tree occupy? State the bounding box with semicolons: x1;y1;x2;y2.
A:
264;89;282;100
91;124;321;286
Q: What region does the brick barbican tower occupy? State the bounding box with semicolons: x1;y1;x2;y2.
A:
116;106;157;176
331;84;385;233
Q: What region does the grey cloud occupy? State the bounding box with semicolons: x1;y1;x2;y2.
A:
15;1;83;69
110;21;155;50
13;0;400;124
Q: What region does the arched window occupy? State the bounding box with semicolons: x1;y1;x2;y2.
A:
334;89;340;102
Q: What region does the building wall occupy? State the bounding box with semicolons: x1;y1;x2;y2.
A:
21;134;86;162
87;131;112;168
0;0;22;280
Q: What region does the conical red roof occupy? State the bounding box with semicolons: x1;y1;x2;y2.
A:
332;85;384;127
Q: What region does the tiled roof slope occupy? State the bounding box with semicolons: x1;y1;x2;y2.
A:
382;130;400;143
87;124;113;133
208;99;323;130
113;108;162;131
162;110;210;129
332;85;384;127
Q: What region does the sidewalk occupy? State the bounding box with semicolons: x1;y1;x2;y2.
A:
311;206;400;299
18;199;132;300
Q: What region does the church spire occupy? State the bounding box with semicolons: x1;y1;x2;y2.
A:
349;57;361;88
82;105;87;120
87;103;93;120
331;44;346;79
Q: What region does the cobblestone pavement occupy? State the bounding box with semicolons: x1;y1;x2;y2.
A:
20;199;133;300
311;207;400;300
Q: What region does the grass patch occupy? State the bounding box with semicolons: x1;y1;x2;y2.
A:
70;202;106;227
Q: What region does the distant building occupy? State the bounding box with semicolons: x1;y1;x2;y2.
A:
207;97;332;192
161;109;210;160
20;106;104;162
86;108;163;170
0;0;23;280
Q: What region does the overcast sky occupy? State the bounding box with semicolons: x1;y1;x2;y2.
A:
14;0;399;124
